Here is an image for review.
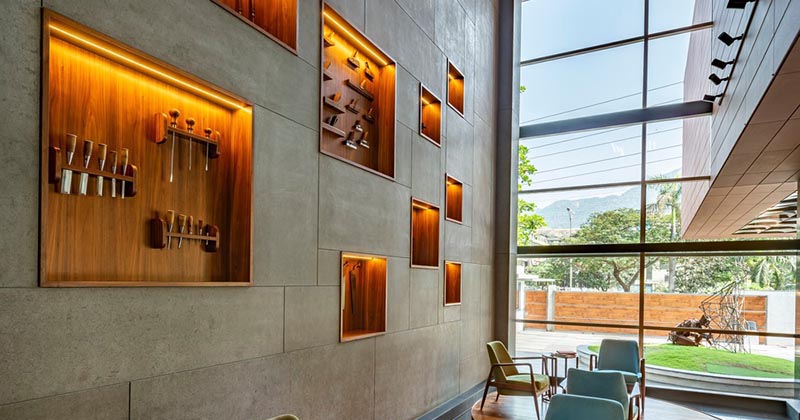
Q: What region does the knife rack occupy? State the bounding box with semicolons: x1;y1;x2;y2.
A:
48;146;138;197
150;218;220;252
153;113;222;159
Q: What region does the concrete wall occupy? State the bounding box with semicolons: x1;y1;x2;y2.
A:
0;0;500;419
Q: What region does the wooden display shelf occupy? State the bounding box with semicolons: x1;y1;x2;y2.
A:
444;261;462;306
48;146;138;197
41;10;253;287
419;83;442;146
322;122;346;138
447;60;465;117
340;253;387;342
445;174;463;223
150;217;220;252
210;0;298;53
320;3;396;179
323;96;346;114
411;198;440;268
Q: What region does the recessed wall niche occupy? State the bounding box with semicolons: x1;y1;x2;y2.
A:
321;3;397;179
447;61;465;116
340;253;387;342
444;261;462;306
41;10;253;286
419;83;442;146
411;198;440;268
211;0;298;52
445;174;463;223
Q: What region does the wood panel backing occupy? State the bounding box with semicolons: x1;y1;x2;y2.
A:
447;61;465;116
420;84;442;146
41;12;253;286
411;199;440;268
445;175;463;223
211;0;298;51
444;262;462;305
341;254;387;341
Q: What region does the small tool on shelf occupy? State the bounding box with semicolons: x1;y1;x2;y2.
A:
185;117;196;171
364;62;374;80
120;148;129;199
363;107;375;123
168;109;180;183
60;134;77;194
358;131;370;149
151;211;219;252
109;150;118;198
96;143;107;197
154;111;221;168
177;214;187;249
347;50;361;69
344;132;358;150
166;210;176;249
78;139;93;196
204;128;212;171
346;98;359;114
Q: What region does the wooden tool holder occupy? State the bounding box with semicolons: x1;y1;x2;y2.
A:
444;261;462;306
419;83;442;146
40;10;253;287
320;3;396;179
150;216;220;252
447;61;465;117
411;198;440;268
210;0;298;52
445;174;463;223
48;146;138;197
340;252;387;342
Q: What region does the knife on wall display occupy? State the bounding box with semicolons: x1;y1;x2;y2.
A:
78;139;93;195
168;108;180;183
109;150;118;198
120;148;129;199
60;133;77;194
185;117;196;171
204;128;213;171
177;213;187;249
166;210;176;249
95;143;107;197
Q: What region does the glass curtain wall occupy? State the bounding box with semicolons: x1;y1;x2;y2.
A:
516;0;797;399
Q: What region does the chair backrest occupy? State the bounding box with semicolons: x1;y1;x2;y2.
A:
264;415;299;420
597;339;640;374
544;394;625;420
567;368;629;416
486;341;518;381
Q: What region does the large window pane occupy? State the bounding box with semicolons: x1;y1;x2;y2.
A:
521;0;644;61
520;186;641;246
523;125;642;190
645;180;707;242
648;0;711;33
645;117;710;179
646;30;711;107
520;43;643;124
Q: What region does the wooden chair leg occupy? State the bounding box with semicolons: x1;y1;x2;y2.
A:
480;374;492;410
533;392;541;420
495;393;500;401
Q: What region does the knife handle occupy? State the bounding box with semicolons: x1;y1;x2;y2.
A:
187;215;194;235
82;140;94;166
185;118;196;133
97;143;107;165
168;109;181;127
166;210;176;230
177;214;187;232
65;134;77;155
120;148;129;168
109;150;118;169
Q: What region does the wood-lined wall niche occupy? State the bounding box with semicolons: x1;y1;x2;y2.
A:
411;198;440;268
340;253;387;341
41;10;254;287
419;83;442;146
321;3;397;179
447;61;465;116
445;174;463;223
211;0;298;52
444;261;462;306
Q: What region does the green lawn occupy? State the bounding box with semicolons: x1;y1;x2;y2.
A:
587;344;794;379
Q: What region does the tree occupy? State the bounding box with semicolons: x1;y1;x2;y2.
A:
647;179;682;291
517;144;545;245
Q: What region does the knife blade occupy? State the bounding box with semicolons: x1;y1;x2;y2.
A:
185;117;196;171
60;133;77;194
204;128;212;172
109;150;118;198
166;210;176;249
120;148;129;199
96;143;107;196
78;139;93;195
168;109;180;183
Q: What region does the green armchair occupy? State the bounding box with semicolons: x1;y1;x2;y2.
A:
589;339;646;414
544;394;626;420
481;341;550;420
567;368;640;420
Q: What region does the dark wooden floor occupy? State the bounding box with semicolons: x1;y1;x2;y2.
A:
471;392;719;420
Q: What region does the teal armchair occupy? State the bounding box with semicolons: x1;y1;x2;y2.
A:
544;394;625;420
589;339;646;413
567;368;640;420
481;341;550;420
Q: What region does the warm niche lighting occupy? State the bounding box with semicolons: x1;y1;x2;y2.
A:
322;10;389;66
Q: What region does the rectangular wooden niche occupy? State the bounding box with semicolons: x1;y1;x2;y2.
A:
211;0;298;52
340;253;387;341
41;11;254;287
321;3;397;179
411;198;440;268
419;83;442;146
447;61;465;116
445;175;463;223
444;261;462;306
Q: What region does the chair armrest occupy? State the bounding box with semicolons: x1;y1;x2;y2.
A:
513;356;549;375
589;353;598;370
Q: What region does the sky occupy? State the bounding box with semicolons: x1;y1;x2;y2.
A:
518;0;710;212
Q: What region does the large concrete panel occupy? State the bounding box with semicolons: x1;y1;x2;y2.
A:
445;107;475;186
460;263;482;360
297;0;322;67
0;0;39;288
0;287;284;404
374;323;460;419
287;339;376;420
317;248;342;286
435;0;469;71
130;354;292;420
409;268;441;329
0;383;128;420
284;286;340;351
397;0;436;40
324;0;366;31
397;66;421;135
387;257;411;333
318;157;411;257
412;134;444;205
396;121;414;188
445;221;473;262
253;106;319;286
460;351;490;393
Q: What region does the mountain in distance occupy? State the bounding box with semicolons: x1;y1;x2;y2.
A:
535;186;639;230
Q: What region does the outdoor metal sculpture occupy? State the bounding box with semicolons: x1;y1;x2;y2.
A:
668;281;749;353
668;315;713;346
